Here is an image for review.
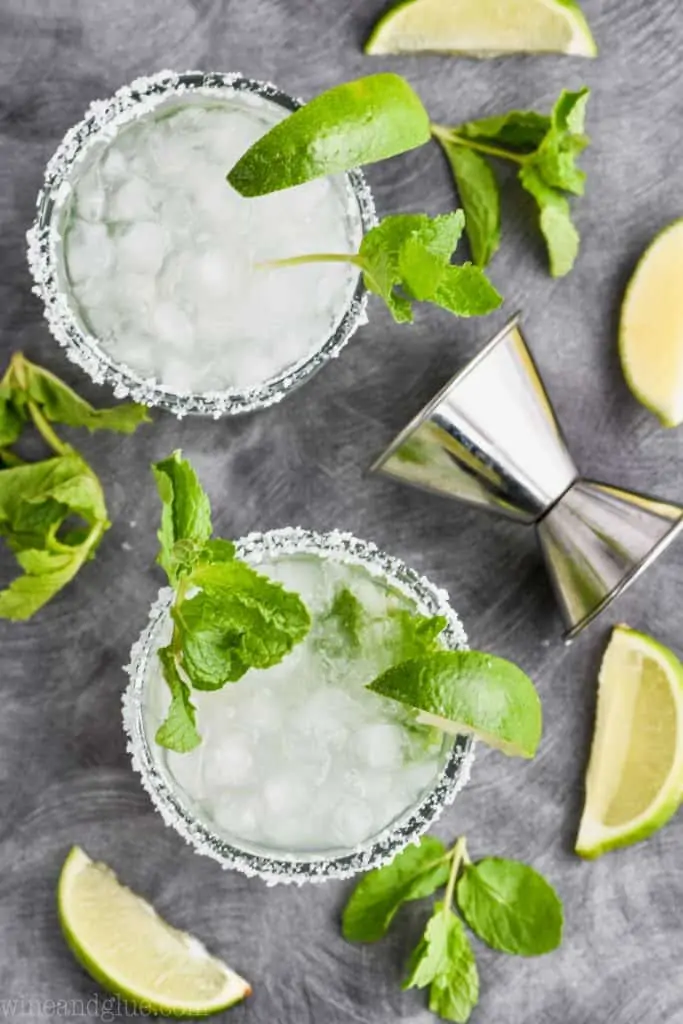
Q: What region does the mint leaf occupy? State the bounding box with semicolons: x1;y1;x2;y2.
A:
321;586;365;652
518;165;580;277
199;538;237;564
456;110;550;153
176;559;311;690
436;88;589;278
403;903;479;1024
0;547;88;620
457;858;563;956
388;610;447;663
0;454;108;620
436;264;502;317
552;88;590;135
358;212;500;323
154;646;201;753
436;144;500;267
0;354;147;620
153;451;212;584
18;361;149;433
342;835;451;942
0;387;23;447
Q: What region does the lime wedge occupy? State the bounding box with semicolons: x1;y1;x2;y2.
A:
576;626;683;858
227;73;431;197
367;651;542;758
619;219;683;427
58;847;251;1016
365;0;597;57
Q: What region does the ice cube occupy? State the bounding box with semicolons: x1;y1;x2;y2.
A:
194;173;243;222
399;760;440;800
263;773;309;816
109;177;155;221
161;191;195;233
332;796;374;848
296;687;358;745
354;723;405;771
100;146;129;185
114;272;157;322
239;688;282;736
192;249;234;298
202;730;254;789
117;222;167;275
75;171;106;223
65;222;113;283
166;749;202;793
361;771;396;804
151;301;195;351
212;792;262;840
283;733;331;784
158;356;196;393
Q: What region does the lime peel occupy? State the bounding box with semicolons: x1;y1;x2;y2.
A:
368;650;542;758
576;625;683;858
365;0;597;57
58;846;251;1016
619;218;683;428
227;73;431;197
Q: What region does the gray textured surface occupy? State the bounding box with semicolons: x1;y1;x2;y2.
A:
1;1;682;1021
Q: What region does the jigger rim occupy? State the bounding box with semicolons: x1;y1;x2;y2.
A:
370;312;525;475
562;512;683;643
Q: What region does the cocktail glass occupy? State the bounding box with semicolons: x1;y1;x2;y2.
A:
27;71;376;417
123;528;473;885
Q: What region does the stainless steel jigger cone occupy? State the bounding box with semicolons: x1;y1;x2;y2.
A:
370;314;683;641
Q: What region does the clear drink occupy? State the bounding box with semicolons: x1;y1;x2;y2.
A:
124;529;473;884
29;73;375;415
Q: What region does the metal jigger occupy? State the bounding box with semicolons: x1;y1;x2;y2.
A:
370;315;683;641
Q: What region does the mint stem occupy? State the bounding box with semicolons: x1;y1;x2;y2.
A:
28;401;71;457
256;253;364;270
431;124;528;166
0;448;24;467
443;837;469;914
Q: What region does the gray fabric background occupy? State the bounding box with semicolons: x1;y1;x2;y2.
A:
1;1;682;1021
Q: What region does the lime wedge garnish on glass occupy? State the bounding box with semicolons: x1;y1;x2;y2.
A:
619;219;683;427
576;626;683;859
227;73;431;197
367;651;542;757
58;847;251;1016
365;0;597;57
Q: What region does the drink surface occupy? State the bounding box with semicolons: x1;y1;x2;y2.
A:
58;91;363;394
143;553;448;856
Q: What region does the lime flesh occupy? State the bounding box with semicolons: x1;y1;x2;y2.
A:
365;0;597;56
619;219;683;427
576;626;683;858
58;847;251;1016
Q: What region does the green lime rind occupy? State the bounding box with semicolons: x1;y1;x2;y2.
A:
365;0;597;57
58;847;251;1017
227;73;431;197
367;651;542;758
575;626;683;859
618;218;683;429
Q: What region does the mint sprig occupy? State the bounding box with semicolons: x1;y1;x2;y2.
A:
262;212;502;323
343;834;563;1023
152;451;311;752
433;88;590;276
0;353;148;619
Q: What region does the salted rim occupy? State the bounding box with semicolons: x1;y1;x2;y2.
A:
122;527;474;885
26;70;377;419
